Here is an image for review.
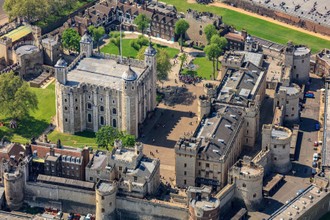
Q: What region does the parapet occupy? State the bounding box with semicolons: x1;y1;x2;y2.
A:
96;180;118;196
229;156;264;180
175;137;200;155
93;52;145;69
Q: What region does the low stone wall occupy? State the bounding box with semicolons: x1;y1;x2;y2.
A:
116;196;189;220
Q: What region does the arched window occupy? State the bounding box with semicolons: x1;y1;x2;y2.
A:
87;103;92;109
113;108;117;114
88;114;92;123
242;183;246;187
100;116;104;125
100;106;104;112
113;119;117;128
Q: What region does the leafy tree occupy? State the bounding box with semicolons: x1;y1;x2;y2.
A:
175;19;190;52
3;0;48;22
0;71;38;120
109;31;125;55
137;46;172;81
96;126;120;150
134;14;151;35
178;53;187;71
61;28;80;53
96;126;136;149
204;44;221;79
204;24;218;44
130;35;149;51
210;35;227;70
88;25;105;52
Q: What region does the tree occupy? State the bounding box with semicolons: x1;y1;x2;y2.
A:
210;35;227;70
204;24;218;44
96;126;121;150
175;19;190;52
3;0;48;22
204;44;221;79
96;126;136;149
130;35;149;51
88;25;105;52
109;31;125;55
61;28;80;53
178;53;187;71
134;14;151;35
0;71;38;120
136;46;172;81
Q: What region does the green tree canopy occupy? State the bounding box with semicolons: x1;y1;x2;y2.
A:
137;46;172;81
204;44;221;79
134;14;151;35
109;31;125;55
204;24;218;44
3;0;48;22
96;126;136;149
88;25;105;52
61;28;81;53
210;35;228;70
175;19;190;52
130;35;149;51
0;71;38;120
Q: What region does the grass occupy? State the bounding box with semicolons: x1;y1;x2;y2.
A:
47;130;97;148
162;0;330;53
0;83;56;143
100;39;179;58
182;56;217;80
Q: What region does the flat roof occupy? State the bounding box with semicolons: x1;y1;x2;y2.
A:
294;46;310;56
271;128;290;138
2;25;32;42
322;82;330;167
15;45;38;56
97;181;115;193
37;174;95;190
67;57;144;89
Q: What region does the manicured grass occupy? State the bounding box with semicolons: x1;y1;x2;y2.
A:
182;56;217;80
100;39;179;58
47;130;98;148
0;83;56;143
162;0;330;53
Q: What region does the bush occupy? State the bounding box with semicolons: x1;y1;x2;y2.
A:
130;41;140;51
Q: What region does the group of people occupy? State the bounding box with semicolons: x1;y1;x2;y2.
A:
196;0;214;4
178;73;202;84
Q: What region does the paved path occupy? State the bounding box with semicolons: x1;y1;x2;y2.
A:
210;2;330;41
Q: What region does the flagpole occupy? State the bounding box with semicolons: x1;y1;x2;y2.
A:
120;16;123;63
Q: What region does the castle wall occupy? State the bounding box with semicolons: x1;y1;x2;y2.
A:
116;196;188;220
24;182;95;214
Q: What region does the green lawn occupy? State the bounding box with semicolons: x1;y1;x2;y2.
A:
163;0;330;53
47;130;97;148
182;56;217;80
101;39;179;58
0;83;56;143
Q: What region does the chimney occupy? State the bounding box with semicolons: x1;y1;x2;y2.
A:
25;144;32;156
50;147;55;156
241;29;247;39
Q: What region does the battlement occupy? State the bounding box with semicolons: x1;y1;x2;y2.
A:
0;36;12;45
175;137;200;154
96;180;118;196
230;157;264;180
93;52;145;69
199;95;210;102
4;169;23;181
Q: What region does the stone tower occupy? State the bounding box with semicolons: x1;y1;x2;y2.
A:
122;65;139;137
228;156;264;211
144;43;157;110
4;169;25;210
262;124;292;174
80;32;93;57
0;36;12;65
55;56;68;84
95;181;117;220
203;83;217;98
197;95;211;121
244;103;259;148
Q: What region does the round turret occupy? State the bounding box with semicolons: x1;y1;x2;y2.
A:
4;170;25;210
197;95;211;121
95;181;117;220
122;65;138;81
262;124;292;174
203;83;217;98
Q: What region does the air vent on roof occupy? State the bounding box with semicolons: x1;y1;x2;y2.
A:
218;139;225;143
225;124;231;128
213;150;219;153
230;114;236;119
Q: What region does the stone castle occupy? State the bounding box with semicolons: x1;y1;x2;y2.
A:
55;33;157;137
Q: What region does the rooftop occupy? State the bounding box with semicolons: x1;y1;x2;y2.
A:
66;57;145;89
2;25;32;42
97;181;115;193
37;174;95;190
278;84;301;95
195;105;244;160
15;45;39;56
318;49;330;65
293;46;310;56
271;127;291;139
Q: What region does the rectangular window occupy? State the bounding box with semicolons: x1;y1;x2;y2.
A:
184;171;187;175
206;163;209;168
184;163;187;167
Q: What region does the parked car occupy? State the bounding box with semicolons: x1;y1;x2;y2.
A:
312;168;317;175
315;122;320;131
314;141;319;147
305;93;315;98
313;153;319;161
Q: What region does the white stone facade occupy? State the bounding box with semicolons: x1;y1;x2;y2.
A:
55;34;157;137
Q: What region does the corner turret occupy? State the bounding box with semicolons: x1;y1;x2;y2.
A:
80;32;93;57
55;55;68;84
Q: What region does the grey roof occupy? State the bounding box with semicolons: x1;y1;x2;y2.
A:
42;37;57;46
97;181;115;193
239;51;263;67
322;82;330;167
55;57;68;68
89;152;107;170
127;157;158;179
294;46;310;56
144;43;157;56
66;57;144;89
278;84;301;95
15;45;39;56
80;32;93;44
271;128;290;138
196;105;244;160
122;65;138;81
